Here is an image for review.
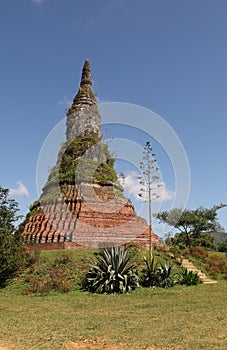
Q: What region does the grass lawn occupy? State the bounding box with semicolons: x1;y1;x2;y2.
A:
0;250;226;350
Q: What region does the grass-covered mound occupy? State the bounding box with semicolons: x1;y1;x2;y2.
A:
9;246;226;296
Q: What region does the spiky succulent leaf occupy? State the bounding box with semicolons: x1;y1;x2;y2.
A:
141;257;175;288
177;268;200;286
157;261;175;288
82;246;139;294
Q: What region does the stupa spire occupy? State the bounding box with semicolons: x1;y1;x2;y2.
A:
80;59;92;87
67;59;97;115
66;59;101;140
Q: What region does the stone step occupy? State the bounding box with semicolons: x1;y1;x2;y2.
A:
202;280;218;284
181;259;217;285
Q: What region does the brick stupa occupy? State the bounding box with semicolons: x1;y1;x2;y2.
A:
20;60;159;250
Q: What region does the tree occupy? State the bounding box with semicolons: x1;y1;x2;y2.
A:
138;141;162;258
156;204;226;248
0;186;24;287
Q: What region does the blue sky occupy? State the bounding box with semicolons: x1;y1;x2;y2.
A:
0;0;226;234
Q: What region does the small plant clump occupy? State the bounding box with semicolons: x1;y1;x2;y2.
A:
177;268;200;286
140;256;175;288
82;246;139;294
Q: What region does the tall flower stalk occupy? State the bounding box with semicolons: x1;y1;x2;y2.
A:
138;141;162;259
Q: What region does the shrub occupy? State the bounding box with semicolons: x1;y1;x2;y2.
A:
204;254;227;278
0;235;26;287
182;249;190;258
23;252;73;294
82;246;139;294
190;246;208;261
177;268;200;286
217;241;227;252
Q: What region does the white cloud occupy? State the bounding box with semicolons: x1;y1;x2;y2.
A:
9;181;30;198
119;171;174;203
155;182;175;202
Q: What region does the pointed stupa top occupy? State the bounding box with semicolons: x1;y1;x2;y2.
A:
80;59;92;87
67;59;97;114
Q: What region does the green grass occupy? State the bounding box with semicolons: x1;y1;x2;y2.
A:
0;249;226;350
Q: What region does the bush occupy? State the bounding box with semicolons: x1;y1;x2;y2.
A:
217;241;227;252
204;254;227;278
23;252;73;294
182;249;191;258
177;268;200;286
190;246;208;261
0;234;26;287
82;246;139;294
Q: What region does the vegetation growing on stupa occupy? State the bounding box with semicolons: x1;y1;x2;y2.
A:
58;136;118;184
21;130;123;221
39;135;119;202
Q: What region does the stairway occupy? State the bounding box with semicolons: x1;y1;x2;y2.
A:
181;259;217;284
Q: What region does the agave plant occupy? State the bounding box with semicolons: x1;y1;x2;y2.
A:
177;268;200;286
82;246;139;294
157;261;175;288
141;257;175;288
140;256;160;287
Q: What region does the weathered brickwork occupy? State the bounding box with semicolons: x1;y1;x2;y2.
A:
21;60;160;250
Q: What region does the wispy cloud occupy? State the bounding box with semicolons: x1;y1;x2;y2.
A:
9;181;30;197
59;96;71;108
32;0;46;5
97;96;111;104
119;171;174;203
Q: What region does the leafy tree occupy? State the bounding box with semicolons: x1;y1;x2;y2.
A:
0;186;24;287
0;186;22;234
138;141;161;259
156;204;226;248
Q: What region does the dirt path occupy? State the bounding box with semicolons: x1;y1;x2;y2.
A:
0;343;10;350
0;339;174;350
65;340;174;350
